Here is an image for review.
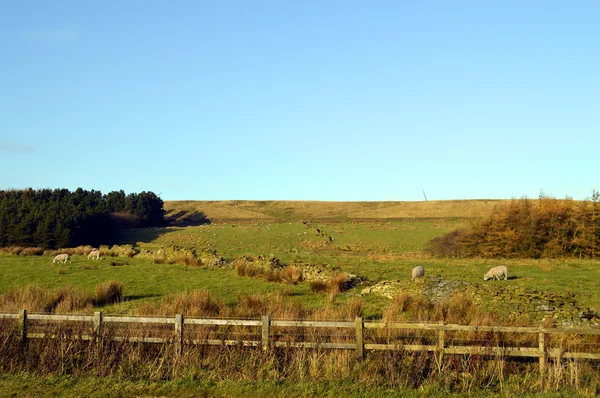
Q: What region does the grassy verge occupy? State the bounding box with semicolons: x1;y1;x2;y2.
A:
0;373;595;398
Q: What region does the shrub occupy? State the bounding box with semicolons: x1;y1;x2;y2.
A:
20;247;44;256
95;281;124;306
426;195;600;259
280;266;303;284
0;285;92;313
309;279;329;293
137;289;224;317
328;272;348;293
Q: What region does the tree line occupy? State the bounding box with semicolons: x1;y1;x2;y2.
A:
427;192;600;259
0;188;166;249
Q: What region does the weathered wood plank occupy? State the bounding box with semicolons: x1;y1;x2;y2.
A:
444;346;542;357
364;322;541;333
272;320;354;328
364;322;429;330
186;319;261;326
28;314;92;322
365;343;438;352
543;328;600;336
547;349;600;359
103;316;175;324
190;339;261;347
0;314;18;319
274;342;355;349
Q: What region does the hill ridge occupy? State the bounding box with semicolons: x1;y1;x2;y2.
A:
164;199;508;223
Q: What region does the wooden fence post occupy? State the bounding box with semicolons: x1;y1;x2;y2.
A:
93;311;103;334
18;309;27;343
438;321;445;360
18;309;27;359
175;314;184;357
435;320;446;370
539;326;546;376
262;315;270;351
355;317;364;359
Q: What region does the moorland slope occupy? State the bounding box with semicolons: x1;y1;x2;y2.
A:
164;199;506;223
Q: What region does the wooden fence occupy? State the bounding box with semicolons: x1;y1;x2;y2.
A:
2;310;600;373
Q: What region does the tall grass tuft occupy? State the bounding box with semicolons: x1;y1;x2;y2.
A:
95;281;124;306
0;285;93;313
309;279;328;293
138;289;224;317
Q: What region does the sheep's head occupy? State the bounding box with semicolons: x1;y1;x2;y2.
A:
483;274;490;281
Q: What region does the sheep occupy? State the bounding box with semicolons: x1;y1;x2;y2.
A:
411;265;425;281
483;265;508;281
87;249;101;260
53;253;71;264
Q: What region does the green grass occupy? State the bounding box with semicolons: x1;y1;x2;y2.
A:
0;373;589;398
2;214;600;396
2;219;600;318
0;254;330;313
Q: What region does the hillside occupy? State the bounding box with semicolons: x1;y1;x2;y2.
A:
164;199;507;223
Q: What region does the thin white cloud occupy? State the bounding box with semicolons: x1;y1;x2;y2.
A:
21;26;79;46
0;141;38;154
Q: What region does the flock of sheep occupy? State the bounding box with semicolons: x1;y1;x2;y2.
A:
52;249;101;264
411;265;508;281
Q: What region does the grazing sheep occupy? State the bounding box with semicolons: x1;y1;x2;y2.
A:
483;265;508;281
411;266;425;281
87;249;101;260
53;253;71;264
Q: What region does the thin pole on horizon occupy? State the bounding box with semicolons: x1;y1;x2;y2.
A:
422;189;428;202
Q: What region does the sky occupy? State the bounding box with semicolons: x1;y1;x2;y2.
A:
1;1;598;202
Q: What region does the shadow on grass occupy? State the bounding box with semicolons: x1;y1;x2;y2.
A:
115;227;173;245
166;210;211;226
124;294;162;301
114;211;211;246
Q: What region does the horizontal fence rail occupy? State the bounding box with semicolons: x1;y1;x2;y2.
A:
2;310;600;373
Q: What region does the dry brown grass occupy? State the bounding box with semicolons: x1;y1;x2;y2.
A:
235;262;303;285
328;272;348;293
301;240;331;250
95;281;124;306
164;199;505;222
138;289;224;317
0;285;93;313
308;279;328;293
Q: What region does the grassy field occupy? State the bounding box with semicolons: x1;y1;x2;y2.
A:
1;200;598;319
1;200;599;396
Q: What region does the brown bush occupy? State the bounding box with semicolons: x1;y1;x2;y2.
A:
235;261;262;278
280;266;303;284
328;272;348;293
95;281;124;306
309;279;328;293
20;247;44;256
426;195;600;259
383;293;413;321
0;285;92;313
137;289;224;317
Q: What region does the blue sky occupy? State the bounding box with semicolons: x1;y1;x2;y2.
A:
1;1;598;201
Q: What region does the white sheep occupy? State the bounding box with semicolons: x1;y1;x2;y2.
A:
87;249;101;260
53;253;71;264
483;265;508;281
411;266;425;281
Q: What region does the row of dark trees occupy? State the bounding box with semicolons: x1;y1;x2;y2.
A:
427;192;600;259
0;188;166;249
